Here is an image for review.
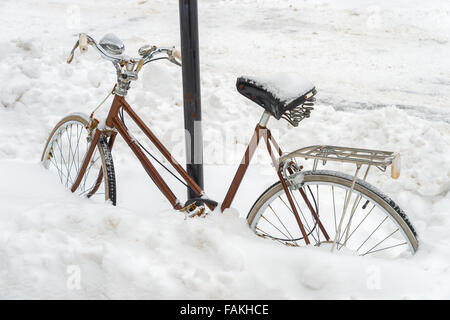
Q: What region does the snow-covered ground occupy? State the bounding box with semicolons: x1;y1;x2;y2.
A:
0;0;449;299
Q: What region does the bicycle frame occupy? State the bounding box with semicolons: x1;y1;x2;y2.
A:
70;94;314;243
56;34;414;252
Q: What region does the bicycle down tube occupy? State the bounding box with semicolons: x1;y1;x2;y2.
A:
72;95;195;210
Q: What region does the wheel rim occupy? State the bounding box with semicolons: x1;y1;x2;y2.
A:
42;118;107;201
249;175;416;257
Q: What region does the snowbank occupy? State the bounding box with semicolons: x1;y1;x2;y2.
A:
0;0;449;299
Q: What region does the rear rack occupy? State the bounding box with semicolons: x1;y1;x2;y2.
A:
279;145;401;178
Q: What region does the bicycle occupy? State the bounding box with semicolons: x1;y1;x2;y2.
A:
41;33;418;258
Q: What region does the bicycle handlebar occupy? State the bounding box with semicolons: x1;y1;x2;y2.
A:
67;33;182;69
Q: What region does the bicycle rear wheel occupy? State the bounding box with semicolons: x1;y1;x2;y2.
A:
41;113;116;205
247;170;418;257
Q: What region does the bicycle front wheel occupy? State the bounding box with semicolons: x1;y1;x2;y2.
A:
247;170;418;257
41;113;116;205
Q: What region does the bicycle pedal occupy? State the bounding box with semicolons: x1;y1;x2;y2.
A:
181;202;207;219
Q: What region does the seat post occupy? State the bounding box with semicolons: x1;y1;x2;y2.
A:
258;111;271;128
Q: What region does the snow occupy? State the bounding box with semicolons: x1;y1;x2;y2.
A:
242;73;315;103
0;0;449;299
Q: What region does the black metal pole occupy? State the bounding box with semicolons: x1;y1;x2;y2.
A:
178;0;204;199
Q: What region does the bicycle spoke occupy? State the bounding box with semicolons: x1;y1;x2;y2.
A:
67;124;81;177
49;152;65;183
312;185;320;242
362;242;407;256
57;137;65;184
361;228;400;256
344;204;376;244
260;213;294;243
65;126;77;181
278;194;314;244
341;194;363;247
338;195;363;250
301;184;329;243
332;186;337;234
62;132;73;187
255;227;290;246
55;137;73;187
79;179;101;197
356;216;388;253
81;153;100;192
267;204;298;245
49;154;75;186
315;185;319;241
332;166;361;252
75;124;83;173
292;190;318;244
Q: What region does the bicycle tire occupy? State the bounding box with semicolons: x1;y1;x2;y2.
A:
247;170;418;256
41;113;116;205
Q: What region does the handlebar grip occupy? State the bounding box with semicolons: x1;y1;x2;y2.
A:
173;50;182;62
391;154;401;179
79;34;88;53
67;52;74;64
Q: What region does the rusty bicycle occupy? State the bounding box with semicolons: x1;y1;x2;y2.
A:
41;34;418;257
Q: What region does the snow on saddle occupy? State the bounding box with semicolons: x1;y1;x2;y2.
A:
236;73;316;126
